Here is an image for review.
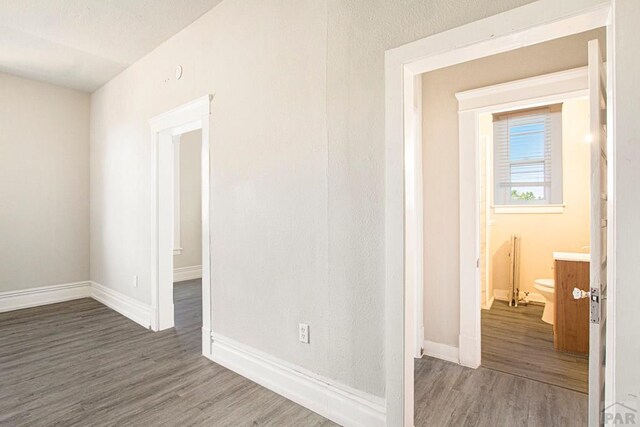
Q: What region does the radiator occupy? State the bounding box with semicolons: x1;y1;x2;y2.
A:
508;233;521;307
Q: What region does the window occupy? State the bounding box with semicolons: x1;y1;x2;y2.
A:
493;104;563;207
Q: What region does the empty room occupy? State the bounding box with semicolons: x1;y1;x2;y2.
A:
1;1;639;426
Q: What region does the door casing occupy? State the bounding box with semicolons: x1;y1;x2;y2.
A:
385;1;615;424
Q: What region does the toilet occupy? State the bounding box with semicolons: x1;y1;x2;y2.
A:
534;278;555;325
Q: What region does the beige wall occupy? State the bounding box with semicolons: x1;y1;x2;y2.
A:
174;130;202;269
422;28;605;347
90;0;543;397
483;99;591;298
0;72;90;292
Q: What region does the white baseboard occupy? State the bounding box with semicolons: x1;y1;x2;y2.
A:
493;289;509;301
481;296;495;310
0;281;91;313
459;334;481;368
90;282;151;329
173;265;202;282
0;280;151;330
423;339;460;364
207;333;386;427
202;327;212;358
494;289;545;304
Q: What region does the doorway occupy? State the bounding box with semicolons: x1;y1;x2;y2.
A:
385;2;614;425
172;129;204;331
475;92;591;394
148;95;212;358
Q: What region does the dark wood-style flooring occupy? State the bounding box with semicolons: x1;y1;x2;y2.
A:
1;281;589;426
481;301;588;393
0;280;335;426
414;356;587;426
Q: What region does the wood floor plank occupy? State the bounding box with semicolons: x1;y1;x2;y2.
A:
1;281;589;426
414;356;588;426
481;301;588;393
0;280;336;427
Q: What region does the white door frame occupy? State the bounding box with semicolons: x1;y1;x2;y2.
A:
384;1;614;424
455;66;590;368
149;95;213;358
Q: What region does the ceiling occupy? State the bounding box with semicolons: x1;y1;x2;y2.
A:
0;0;223;92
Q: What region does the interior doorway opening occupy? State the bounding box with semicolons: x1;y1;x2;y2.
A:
149;95;212;358
385;2;614;425
172;129;204;333
413;30;602;423
476;95;591;394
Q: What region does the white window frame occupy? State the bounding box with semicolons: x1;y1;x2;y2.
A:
492;105;564;209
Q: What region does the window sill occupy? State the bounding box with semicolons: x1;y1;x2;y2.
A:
492;204;565;214
173;248;183;255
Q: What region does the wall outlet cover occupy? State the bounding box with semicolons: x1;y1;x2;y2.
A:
299;323;309;344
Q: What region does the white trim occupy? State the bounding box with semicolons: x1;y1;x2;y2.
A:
405;71;425;360
148;95;212;341
493;205;565;214
422;340;459;364
0;281;91;313
481;295;495;310
207;333;386;427
90;282;152;329
0;281;152;330
173;135;182;255
173;265;203;282
493;289;510;302
385;1;612;423
456;67;589;110
604;15;616;412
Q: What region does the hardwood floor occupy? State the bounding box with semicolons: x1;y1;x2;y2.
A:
1;281;589;426
481;301;588;393
414;356;588;426
0;280;335;426
413;301;589;426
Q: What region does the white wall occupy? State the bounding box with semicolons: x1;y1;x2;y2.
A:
421;29;604;347
89;0;555;398
0;72;90;292
174;129;202;270
613;0;640;405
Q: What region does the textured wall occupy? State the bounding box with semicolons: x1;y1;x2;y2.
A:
0;72;90;292
613;0;640;403
90;0;541;398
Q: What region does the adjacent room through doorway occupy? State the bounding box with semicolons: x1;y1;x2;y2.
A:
173;129;204;333
413;27;607;426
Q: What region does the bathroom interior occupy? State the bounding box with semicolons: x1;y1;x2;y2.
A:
478;96;591;394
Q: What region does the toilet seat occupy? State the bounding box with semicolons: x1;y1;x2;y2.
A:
534;278;554;289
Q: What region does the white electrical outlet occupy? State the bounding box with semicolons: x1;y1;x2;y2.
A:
133;275;138;288
299;323;309;344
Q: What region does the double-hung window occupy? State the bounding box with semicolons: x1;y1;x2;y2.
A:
493;104;563;207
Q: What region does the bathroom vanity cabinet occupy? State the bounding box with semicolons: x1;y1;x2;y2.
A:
553;253;590;355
